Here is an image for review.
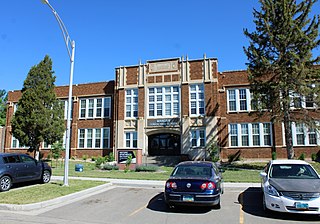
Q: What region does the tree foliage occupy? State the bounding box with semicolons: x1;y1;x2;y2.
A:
0;90;7;126
244;0;320;159
11;55;65;160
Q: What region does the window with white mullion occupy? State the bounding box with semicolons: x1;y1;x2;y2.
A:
148;86;179;118
78;128;110;148
190;84;205;116
229;123;272;147
125;89;138;118
125;132;138;148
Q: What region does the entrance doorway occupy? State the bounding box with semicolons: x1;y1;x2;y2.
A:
148;133;180;156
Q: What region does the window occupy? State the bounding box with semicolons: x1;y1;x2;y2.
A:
79;97;111;119
229;123;272;147
148;86;179;117
11;136;26;148
290;90;317;109
125;132;138;148
78;128;110;148
190;129;205;147
292;123;319;146
190;84;205;116
61;100;73;120
125;89;138;118
230;124;238;146
241;124;249;146
227;89;251;112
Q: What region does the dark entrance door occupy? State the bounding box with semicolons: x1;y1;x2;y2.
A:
148;133;180;156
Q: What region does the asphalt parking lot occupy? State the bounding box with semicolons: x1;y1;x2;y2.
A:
1;182;320;224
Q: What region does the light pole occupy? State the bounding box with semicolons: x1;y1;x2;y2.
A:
41;0;75;186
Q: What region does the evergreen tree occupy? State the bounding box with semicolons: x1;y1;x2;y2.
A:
11;55;65;160
244;0;320;159
0;90;7;126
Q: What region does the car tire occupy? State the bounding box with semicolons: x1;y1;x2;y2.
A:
41;170;51;184
213;200;221;209
262;194;270;213
0;176;12;192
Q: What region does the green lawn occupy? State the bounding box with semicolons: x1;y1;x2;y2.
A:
50;160;320;183
0;179;105;204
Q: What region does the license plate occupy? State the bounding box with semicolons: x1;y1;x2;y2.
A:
295;202;309;209
182;195;194;202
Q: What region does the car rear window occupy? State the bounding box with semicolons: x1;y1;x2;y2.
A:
172;165;212;178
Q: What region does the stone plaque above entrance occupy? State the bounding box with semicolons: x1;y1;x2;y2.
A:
148;60;178;73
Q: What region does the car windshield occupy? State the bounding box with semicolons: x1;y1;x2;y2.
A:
270;164;319;179
171;165;212;178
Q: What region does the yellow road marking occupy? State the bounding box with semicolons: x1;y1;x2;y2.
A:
129;203;147;217
239;192;244;224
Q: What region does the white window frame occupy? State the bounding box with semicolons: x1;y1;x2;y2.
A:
79;97;111;119
227;88;251;112
125;89;138;118
228;123;273;147
189;84;205;116
125;131;138;148
148;86;179;118
190;128;206;147
78;128;110;148
291;122;320;146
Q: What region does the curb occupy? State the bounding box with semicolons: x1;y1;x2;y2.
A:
0;182;112;211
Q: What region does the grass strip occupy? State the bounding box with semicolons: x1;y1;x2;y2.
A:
0;179;105;205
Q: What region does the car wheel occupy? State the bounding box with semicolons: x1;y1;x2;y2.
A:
41;170;51;184
0;176;12;192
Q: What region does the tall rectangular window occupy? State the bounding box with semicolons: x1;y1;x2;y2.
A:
125;89;138;118
148;86;179;117
241;124;249;146
190;129;205;147
230;124;238;146
228;90;236;111
295;123;305;145
125;132;138;148
252;123;260;146
190;84;205;116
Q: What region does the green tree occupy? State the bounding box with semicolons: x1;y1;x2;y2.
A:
0;90;7;126
244;0;320;159
11;55;65;160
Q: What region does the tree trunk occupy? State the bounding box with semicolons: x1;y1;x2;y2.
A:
283;110;294;159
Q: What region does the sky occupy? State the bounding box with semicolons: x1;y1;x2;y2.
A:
1;0;319;92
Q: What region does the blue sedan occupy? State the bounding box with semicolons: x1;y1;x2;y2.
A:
164;161;223;209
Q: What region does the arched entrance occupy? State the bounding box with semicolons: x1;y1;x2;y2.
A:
148;133;180;156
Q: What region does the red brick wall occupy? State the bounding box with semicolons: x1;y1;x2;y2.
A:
190;61;203;80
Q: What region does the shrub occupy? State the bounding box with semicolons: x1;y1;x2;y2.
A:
311;153;317;161
106;153;115;162
135;165;159;172
124;154;132;172
272;151;277;160
95;156;106;168
101;164;119;170
82;154;88;162
298;153;306;161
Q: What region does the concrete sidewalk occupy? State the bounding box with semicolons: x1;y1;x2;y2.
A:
0;176;260;212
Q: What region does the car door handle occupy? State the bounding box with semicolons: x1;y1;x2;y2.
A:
6;165;11;168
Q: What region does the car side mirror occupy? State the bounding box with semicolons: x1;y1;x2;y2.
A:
260;172;267;178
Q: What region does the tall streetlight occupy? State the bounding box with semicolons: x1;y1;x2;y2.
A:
41;0;75;186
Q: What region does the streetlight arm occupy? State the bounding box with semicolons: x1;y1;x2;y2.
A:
42;0;74;62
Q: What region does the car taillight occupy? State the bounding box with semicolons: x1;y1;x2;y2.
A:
166;181;177;189
200;182;216;190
